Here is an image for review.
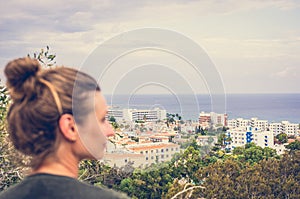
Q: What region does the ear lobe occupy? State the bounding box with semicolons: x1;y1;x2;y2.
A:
59;114;77;142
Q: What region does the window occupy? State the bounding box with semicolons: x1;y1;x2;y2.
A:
161;155;164;158
140;151;143;154
146;157;148;160
151;150;153;153
125;159;128;163
166;148;169;152
161;149;164;153
171;148;174;151
145;151;148;154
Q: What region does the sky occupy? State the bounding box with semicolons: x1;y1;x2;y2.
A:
1;0;300;94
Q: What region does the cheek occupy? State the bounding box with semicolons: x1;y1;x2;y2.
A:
77;120;107;159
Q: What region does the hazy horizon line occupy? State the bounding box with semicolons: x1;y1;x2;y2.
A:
104;92;300;96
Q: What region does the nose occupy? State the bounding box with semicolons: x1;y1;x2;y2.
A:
104;120;115;137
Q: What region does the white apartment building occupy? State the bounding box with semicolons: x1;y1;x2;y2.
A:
199;111;227;127
107;108;167;122
228;118;268;131
281;121;298;136
226;126;274;150
269;121;299;136
228;118;250;129
228;117;299;137
269;123;282;135
196;136;218;146
126;143;180;167
103;153;145;168
251;118;268;131
107;109;126;121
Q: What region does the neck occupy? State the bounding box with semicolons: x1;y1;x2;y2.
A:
32;146;80;178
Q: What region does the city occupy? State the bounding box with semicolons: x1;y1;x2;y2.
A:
103;107;300;168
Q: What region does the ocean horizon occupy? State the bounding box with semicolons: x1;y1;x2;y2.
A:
104;93;300;124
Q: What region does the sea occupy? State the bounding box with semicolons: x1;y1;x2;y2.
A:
104;93;300;124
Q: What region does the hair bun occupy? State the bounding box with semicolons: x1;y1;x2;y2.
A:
4;57;41;101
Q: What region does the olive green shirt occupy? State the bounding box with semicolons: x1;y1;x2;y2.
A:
0;173;129;199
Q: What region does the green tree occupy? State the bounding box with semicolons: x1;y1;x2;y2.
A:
27;46;56;68
0;82;29;191
216;133;227;147
278;151;300;198
109;116;116;123
276;133;288;144
285;140;300;151
171;145;203;183
117;163;174;199
197;158;242;198
233;143;278;165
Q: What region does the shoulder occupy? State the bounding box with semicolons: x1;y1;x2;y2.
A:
0;174;129;199
75;180;129;199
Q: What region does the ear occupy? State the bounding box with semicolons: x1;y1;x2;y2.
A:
58;114;77;142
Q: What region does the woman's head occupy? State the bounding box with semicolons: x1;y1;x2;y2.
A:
4;57;113;168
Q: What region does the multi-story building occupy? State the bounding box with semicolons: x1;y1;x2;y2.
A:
199;112;211;127
199;111;227;127
228;118;250;129
269;122;282;135
226;126;274;150
103;153;145;168
107;108;167;122
107;108;126;121
281;121;298;136
250;118;268;131
196;136;218;146
228;117;299;137
269;121;299;136
126;143;180;167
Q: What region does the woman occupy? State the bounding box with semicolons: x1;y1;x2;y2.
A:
0;57;128;199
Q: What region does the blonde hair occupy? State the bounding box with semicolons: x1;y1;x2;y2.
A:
5;57;100;169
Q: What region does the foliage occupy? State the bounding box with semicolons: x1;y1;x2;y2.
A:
162;146;299;198
27;46;56;68
285;140;300;151
232;143;279;164
276;133;288;144
116;163;174;199
166;113;181;128
108;116;120;130
77;143;298;198
79;160;134;188
0;83;29;191
109;116;116;123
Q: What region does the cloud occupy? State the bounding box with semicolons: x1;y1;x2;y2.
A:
271;67;298;78
1;0;300;93
201;37;300;59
